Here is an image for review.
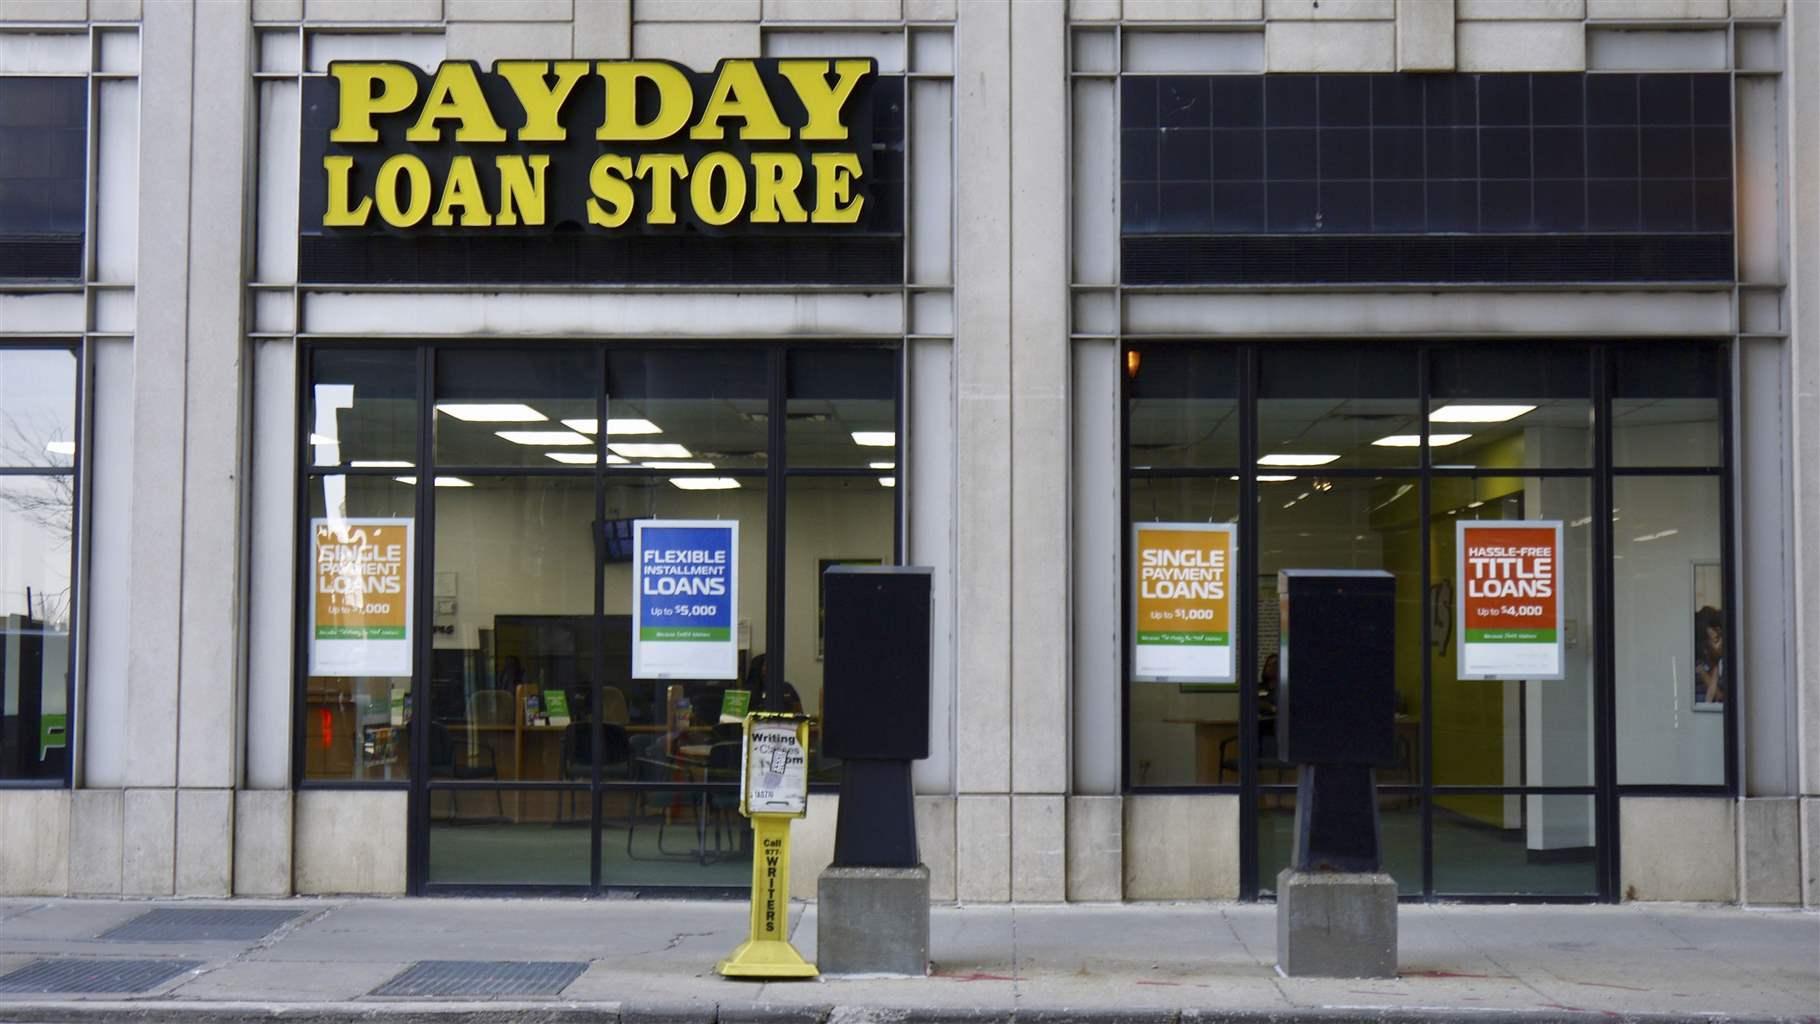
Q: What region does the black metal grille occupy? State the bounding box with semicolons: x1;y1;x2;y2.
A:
1122;232;1733;285
0;958;200;994
0;234;82;280
98;908;302;943
299;233;902;286
368;960;588;998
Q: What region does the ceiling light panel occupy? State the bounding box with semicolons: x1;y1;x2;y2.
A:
610;442;693;459
496;430;592;446
1429;404;1536;423
669;477;741;490
1372;433;1473;447
437;403;547;422
1257;453;1341;466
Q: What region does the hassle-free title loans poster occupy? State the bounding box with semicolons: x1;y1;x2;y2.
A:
310;518;413;677
1133;522;1237;683
1457;519;1565;680
633;519;738;680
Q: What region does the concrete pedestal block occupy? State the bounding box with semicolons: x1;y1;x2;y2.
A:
1276;869;1397;978
816;865;930;976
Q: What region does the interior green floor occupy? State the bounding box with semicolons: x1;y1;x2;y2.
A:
428;804;752;888
1258;799;1597;897
426;794;1595;894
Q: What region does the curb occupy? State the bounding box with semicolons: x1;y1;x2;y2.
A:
0;1003;1809;1024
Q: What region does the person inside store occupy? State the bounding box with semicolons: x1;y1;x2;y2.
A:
1694;606;1726;704
1256;652;1281;759
743;653;804;715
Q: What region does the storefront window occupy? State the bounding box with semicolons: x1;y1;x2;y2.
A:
1123;340;1729;899
302;473;416;782
1614;475;1726;786
1258;345;1420;469
1429;344;1593;469
298;342;898;892
0;346;78;783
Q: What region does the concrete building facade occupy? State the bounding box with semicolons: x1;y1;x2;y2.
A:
0;0;1814;908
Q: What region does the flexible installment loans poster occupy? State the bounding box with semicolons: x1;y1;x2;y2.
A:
309;518;413;677
1457;519;1565;680
1133;522;1237;683
633;519;739;680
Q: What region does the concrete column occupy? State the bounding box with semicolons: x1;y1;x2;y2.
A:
954;0;1015;901
1395;0;1454;72
1788;0;1820;819
1007;0;1071;903
124;0;193;802
953;0;1013;812
574;0;631;57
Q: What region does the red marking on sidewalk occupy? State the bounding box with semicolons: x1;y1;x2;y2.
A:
1402;970;1502;980
939;971;1016;982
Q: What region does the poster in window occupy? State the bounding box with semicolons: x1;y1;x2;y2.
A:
310;517;413;677
633;519;739;680
1132;522;1237;684
1692;561;1724;711
1456;520;1564;681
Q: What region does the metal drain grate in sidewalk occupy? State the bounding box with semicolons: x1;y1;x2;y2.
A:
0;958;200;994
369;960;588;998
99;908;302;943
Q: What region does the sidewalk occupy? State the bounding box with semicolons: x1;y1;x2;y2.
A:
0;896;1814;1024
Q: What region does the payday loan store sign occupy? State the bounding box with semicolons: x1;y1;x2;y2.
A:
311;58;877;233
1132;522;1237;684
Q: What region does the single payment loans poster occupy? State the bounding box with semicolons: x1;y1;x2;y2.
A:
1132;522;1237;684
310;517;413;677
633;519;739;680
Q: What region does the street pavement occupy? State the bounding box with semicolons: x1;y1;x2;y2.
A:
0;896;1814;1023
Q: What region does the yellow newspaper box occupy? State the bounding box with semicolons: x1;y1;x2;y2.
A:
717;712;817;979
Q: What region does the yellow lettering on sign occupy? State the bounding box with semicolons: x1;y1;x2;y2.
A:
322;156;373;226
636;154;689;225
495;60;588;143
749;153;807;224
811;152;864;223
495;154;550;227
330;62;417;144
597;62;691;142
406;62;506;143
586;154;636;228
689;61;789;142
375;154;431;227
776;59;871;142
431;155;491;227
690;152;747;227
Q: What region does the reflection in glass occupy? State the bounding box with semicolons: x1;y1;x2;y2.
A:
431;476;595;806
1258;346;1420;469
0;350;77;469
600;475;768;741
435;349;596;468
1126;346;1240;469
429;791;590;885
787;349;896;470
1429;477;1594;789
0;477;73;780
1127;477;1239;788
606;350;768;472
304;475;414;782
308;348;417;470
1612;343;1721;468
1258;793;1422;897
1429;345;1592;469
1434;794;1596;895
1614;475;1725;786
785;476;894;781
1256;475;1424;794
